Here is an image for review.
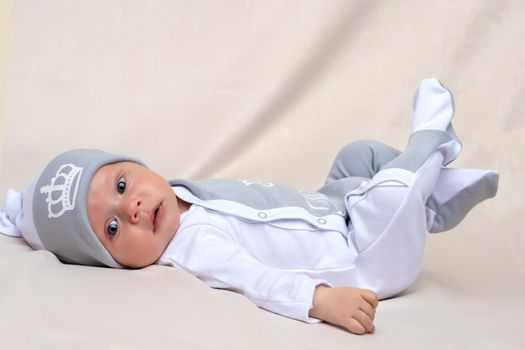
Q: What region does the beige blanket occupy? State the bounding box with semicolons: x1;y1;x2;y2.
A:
1;1;524;348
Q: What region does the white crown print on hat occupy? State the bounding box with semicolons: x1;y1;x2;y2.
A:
40;163;84;219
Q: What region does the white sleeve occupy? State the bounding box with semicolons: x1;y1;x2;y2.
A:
162;224;332;323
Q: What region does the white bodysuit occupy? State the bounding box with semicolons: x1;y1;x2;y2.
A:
157;163;431;323
158;201;354;323
155;88;498;323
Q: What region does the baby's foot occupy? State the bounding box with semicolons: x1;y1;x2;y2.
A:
411;78;462;165
426;168;499;233
412;78;455;133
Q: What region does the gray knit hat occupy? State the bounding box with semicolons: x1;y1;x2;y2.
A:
0;149;145;267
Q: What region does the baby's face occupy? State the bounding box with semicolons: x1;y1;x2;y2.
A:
87;161;181;268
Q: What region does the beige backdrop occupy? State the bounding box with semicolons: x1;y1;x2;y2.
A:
0;0;11;171
1;1;524;349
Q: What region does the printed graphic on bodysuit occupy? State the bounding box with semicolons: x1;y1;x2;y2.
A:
239;180;275;187
301;192;346;216
238;180;346;216
40;164;84;218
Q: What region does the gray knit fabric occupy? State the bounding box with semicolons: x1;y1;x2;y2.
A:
32;149;145;267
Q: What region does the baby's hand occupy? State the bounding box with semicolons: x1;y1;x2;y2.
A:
309;285;378;335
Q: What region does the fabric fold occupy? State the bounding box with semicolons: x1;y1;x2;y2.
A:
0;189;23;237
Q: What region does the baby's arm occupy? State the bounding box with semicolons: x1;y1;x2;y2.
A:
309;285;378;334
164;222;378;333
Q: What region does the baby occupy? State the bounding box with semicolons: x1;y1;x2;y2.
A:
0;79;498;335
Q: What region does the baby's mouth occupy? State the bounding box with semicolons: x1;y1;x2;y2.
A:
152;203;163;232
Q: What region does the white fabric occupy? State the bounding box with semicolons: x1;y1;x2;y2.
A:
412;79;455;132
345;153;444;298
159;151;444;321
0;177;45;249
158;205;333;323
0;189;23;237
431;168;495;205
17;177;45;250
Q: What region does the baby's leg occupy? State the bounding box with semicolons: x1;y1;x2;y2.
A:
324;140;400;184
346;143;447;299
345;79;460;299
327;80;498;234
328;139;498;233
326;78;459;184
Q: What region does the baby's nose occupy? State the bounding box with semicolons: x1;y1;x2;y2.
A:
127;199;142;224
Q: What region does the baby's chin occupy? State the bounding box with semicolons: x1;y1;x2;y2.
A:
118;253;159;269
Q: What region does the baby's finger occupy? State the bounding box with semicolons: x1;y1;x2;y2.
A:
343;317;366;335
353;310;375;334
359;299;376;320
361;289;379;309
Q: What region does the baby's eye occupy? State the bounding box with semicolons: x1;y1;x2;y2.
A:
116;176;126;194
106;219;119;238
